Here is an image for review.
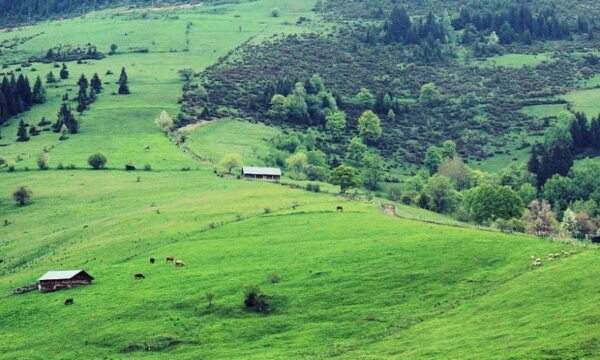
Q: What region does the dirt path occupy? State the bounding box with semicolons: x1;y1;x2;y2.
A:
177;119;216;132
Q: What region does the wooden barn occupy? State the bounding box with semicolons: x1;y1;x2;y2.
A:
37;270;94;293
241;167;282;181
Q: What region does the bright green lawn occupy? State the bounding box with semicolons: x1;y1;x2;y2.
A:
184;119;281;166
477;52;552;68
520;103;567;119
562;88;600;119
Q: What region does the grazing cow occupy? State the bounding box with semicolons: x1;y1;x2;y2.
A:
134;273;145;280
336;206;344;212
64;298;74;306
166;256;174;263
149;258;155;264
175;260;185;267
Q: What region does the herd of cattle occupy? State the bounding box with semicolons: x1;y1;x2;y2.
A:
134;256;185;280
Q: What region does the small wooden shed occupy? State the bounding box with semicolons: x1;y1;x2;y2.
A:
37;270;94;293
241;167;282;181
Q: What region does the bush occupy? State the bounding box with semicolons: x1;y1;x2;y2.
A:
125;163;136;171
13;186;32;206
37;153;49;170
7;162;15;172
57;162;64;170
388;185;402;202
244;285;271;314
143;163;152;171
271;7;280;17
88;152;107;169
264;207;271;214
306;183;320;192
0;157;6;167
268;273;281;284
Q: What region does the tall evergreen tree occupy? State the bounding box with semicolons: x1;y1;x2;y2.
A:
46;71;57;84
32;76;46;104
90;73;102;93
16;120;29;142
54;102;78;134
16;75;32;110
60;63;69;80
118;67;130;95
77;74;89;113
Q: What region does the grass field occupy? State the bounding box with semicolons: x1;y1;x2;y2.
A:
520;103;567;119
1;1;600;359
562;88;600;118
477;52;552;68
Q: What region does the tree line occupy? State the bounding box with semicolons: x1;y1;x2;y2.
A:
0;74;45;134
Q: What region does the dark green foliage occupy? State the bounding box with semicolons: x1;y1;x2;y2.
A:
60;63;69;80
53;102;78;134
330;165;361;193
90;73;102;94
12;186;32;206
16;120;29;142
118;67;130;94
244;285;271;314
88;152;108;169
32;76;46;104
463;184;524;224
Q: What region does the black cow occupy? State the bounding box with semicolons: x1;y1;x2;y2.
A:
65;298;74;306
149;258;155;264
134;273;145;280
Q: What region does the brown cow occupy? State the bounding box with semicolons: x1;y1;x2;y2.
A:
166;256;174;263
175;260;185;267
336;206;344;212
134;273;145;280
64;298;73;306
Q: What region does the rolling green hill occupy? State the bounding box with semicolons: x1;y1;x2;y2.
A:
1;0;600;359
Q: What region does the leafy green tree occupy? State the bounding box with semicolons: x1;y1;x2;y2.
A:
285;152;307;175
423;175;458;213
325;111;346;140
542;175;577;212
424;145;443;174
441;140;456;158
219;153;243;174
88;152;107;169
419;83;442;106
437;156;469;190
284;85;308;122
518;183;538;206
268;94;287;119
16;120;29;142
463;184;524;224
358;110;382;143
545;111;575;148
331;165;361;193
307;150;327;167
271;7;280;17
347;137;368;162
353;87;375;109
362;153;384;190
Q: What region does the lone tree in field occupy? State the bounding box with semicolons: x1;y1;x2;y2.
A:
60;63;69;80
88;152;108;169
118;67;130;94
109;43;118;55
178;68;195;82
13;186;32;206
155;110;174;133
331;165;361;193
16;120;29;142
219;153;242;174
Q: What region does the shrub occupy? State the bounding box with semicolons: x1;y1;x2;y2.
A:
7;162;15;172
143;164;152;171
306;183;320;192
0;157;6;167
88;152;107;169
13;186;32;206
271;7;280;17
264;207;271;214
268;273;281;284
57;162;64;170
125;163;136;171
244;285;271;314
37;153;49;170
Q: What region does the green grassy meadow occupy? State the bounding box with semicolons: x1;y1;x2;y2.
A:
1;1;600;359
477;52;552;68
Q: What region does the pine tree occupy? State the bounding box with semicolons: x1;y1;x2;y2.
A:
60;63;69;80
54;102;78;134
16;120;29;142
90;73;102;93
118;67;130;95
76;74;89;113
32;76;46;104
46;71;57;84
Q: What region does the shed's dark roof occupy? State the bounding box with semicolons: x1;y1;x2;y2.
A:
38;270;94;281
242;167;282;176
